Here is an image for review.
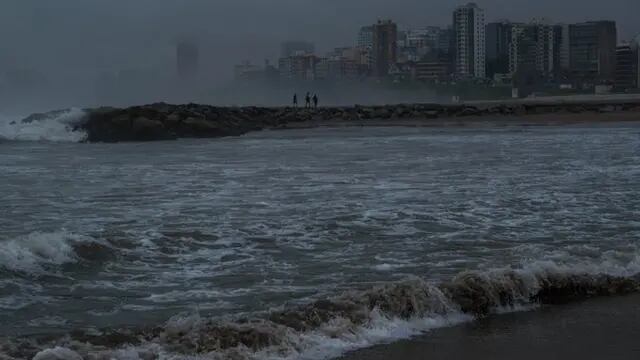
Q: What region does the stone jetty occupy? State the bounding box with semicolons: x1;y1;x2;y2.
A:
19;99;640;142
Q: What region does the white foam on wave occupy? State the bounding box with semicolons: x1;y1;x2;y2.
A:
12;248;640;360
0;230;96;275
515;245;640;279
0;108;87;142
32;347;83;360
255;311;472;360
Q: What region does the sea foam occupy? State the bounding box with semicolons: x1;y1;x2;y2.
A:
5;262;638;360
0;230;99;275
0;108;87;142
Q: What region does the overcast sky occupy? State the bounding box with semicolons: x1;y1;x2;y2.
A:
0;0;638;110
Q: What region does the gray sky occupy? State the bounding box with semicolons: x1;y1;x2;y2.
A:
0;0;638;110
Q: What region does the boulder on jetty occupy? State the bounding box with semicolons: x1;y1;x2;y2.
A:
20;100;640;143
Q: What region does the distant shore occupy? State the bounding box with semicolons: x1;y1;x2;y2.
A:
19;94;640;142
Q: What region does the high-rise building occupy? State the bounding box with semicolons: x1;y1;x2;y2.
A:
278;54;319;81
555;24;571;73
453;3;486;78
486;21;514;78
415;61;451;82
398;27;448;63
176;41;199;80
281;41;315;58
315;47;367;80
569;21;617;84
615;43;639;91
403;27;441;49
509;22;556;77
372;20;398;77
358;26;374;49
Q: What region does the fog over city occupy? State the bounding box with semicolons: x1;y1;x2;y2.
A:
0;0;638;113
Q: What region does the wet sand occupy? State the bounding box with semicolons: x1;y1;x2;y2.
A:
340;294;640;360
284;112;640;130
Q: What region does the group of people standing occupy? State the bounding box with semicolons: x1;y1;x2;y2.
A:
292;92;318;109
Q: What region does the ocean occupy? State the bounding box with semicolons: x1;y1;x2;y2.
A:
1;111;640;359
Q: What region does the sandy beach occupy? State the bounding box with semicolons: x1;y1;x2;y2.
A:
280;111;640;130
340;294;640;360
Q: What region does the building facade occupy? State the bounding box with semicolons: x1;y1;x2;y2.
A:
509;22;556;77
315;47;366;80
372;20;398;77
615;43;639;91
555;24;571;73
453;3;486;78
358;26;374;49
486;21;514;79
278;54;319;81
569;21;617;85
415;61;450;82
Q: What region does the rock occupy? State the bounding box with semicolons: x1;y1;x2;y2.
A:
165;113;183;126
501;106;515;115
373;108;391;119
23;100;640;143
424;110;440;118
150;102;172;114
513;105;527;116
358;108;374;120
182;117;224;137
458;107;481;117
597;105;616;113
132;116;160;131
132;117;174;141
110;114;131;127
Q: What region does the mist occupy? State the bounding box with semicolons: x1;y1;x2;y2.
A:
0;0;638;113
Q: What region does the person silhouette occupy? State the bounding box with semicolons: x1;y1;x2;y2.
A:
293;93;298;108
312;94;318;109
305;92;311;109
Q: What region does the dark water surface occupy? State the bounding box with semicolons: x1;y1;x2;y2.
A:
1;125;640;359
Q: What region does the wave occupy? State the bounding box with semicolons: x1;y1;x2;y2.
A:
0;230;108;275
2;264;639;360
0;108;87;142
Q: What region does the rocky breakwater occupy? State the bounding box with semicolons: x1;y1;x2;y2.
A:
19;100;640;142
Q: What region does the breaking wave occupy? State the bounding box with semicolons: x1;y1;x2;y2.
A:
2;264;639;360
0;230;108;275
0;108;87;142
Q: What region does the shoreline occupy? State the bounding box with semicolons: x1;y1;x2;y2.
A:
15;96;640;142
340;294;640;360
3;271;639;359
275;111;640;130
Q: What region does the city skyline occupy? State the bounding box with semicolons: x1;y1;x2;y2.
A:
1;1;639;76
0;1;639;111
240;5;634;91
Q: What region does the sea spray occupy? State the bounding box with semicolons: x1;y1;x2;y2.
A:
0;231;107;275
0;108;87;142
